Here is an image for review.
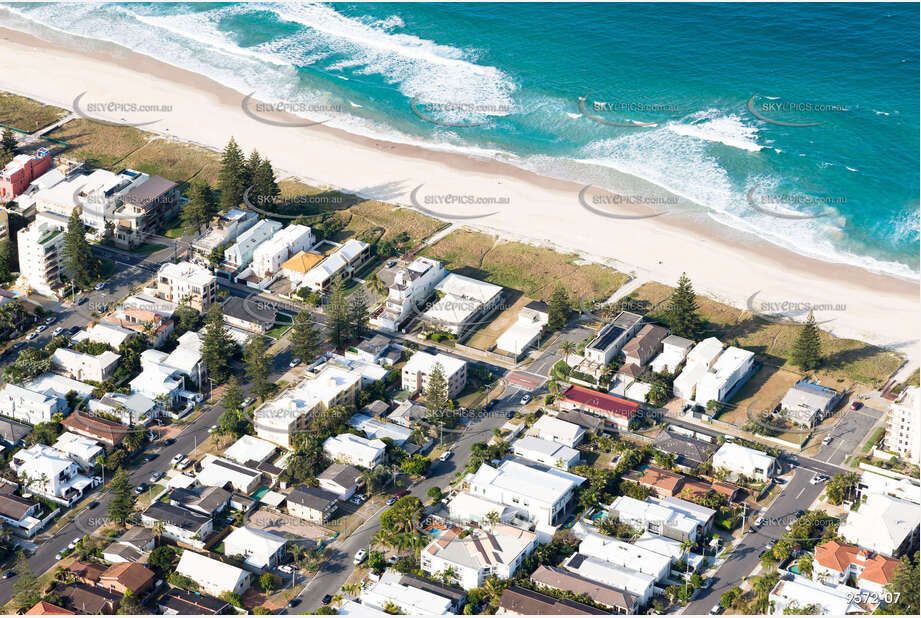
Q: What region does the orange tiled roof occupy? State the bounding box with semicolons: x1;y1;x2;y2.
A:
814;540;901;585
639;466;684;495
26;601;75;615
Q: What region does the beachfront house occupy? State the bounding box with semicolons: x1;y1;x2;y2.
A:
711;442;778;481
372;256;447;332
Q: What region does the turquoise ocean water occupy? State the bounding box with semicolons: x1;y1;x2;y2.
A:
1;2;917;277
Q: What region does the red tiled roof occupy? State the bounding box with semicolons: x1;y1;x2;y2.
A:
61;413;126;446
640;466;684;495
814;541;901;585
26;601;74;615
560;385;640;419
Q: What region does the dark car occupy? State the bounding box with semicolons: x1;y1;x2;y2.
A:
76;296;89;305
2;570;14;579
321;595;332;605
484;399;496;411
87;501;99;509
288;599;301;608
134;483;148;495
163;438;176;446
395;489;410;499
505;410;515;419
69;325;81;336
143;453;159;462
850;401;863;410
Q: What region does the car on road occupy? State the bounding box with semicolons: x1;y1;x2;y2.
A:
386;496;398;506
439;450;453;462
289;358;301;368
241;397;255;408
69;325;81;335
26;332;38;340
353;549;367;565
171;453;184;466
321;595;332;605
208;425;218;433
2;570;13;579
94;282;105;291
44;316;56;325
87;501;99;509
52;327;64;337
36;324;48;333
134;483;148;495
754;516;765;527
143;453;159;463
519;393;532;405
289;599;301;608
709;604;724;615
850;401;863;410
13;341;25;350
822;435;833;446
76;296;89;305
163;438;176;446
810;474;828;485
149;471;164;483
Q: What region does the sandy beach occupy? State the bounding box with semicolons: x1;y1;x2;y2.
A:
1;27;917;373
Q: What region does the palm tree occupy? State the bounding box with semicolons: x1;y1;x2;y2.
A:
559;340;577;360
330;594;344;608
152;520;166;540
483;510;501;530
439;566;457;585
341;582;362;598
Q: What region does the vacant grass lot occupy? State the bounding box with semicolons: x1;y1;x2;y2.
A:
0;91;68;132
119;138;222;184
423;229;629;303
626;281;901;386
45;118;149;169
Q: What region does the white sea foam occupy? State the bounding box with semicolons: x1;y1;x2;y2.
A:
667;109;763;152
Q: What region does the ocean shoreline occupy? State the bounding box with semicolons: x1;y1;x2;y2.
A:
0;25;917;374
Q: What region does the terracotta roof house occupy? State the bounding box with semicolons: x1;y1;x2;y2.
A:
814;540;902;594
497;585;606;615
639;466;685;498
67;561;106;585
26;601;75;615
61;413;126;447
98;562;155;595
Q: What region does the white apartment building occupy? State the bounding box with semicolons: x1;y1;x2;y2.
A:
175;550;250;597
154;261;217;312
650;334;694;374
401;351;467;399
52;432;104;471
512;436;580;469
421;523;538;590
71;321;137;350
222;526;287;571
17;211;68;296
768;574;861;615
301;238;371;292
0;383;67;425
672;337;724;401
372;257;446;331
422;272;503;336
51;348;121;383
197;454;263;494
578;532;671;581
693;346;755;405
10;444;94;505
529;415;585;447
608;495;714;542
561;553;656;606
76;169;149;232
254;365;361;448
884;387;920;463
495;301;550;356
252;224;314;278
89;392;159;426
467;460;584;529
323;433;387;469
193;208;259;255
712;442;778;481
223;218;283;270
361;570;454;615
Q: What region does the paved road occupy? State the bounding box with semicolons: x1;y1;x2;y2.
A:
684;469;824;614
291;391;517;613
809;404;882;466
526;323;594;378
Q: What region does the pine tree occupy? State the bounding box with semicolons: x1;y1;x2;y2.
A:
546;286;570;331
665;272;701;339
218;137;246;209
0;239;12;283
107;468;135;528
1;127;17;154
253;158;280;205
182;181;217;234
425;362;449;415
245;149;262;188
117;589;145;615
347;288;370;344
62;209;98;289
791;311;822;370
11;551;40;611
326;279;349;350
221;375;243;412
290;310;322;362
201;302;235;383
244;334;272;399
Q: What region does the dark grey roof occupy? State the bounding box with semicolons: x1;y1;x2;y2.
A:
222;296;275;327
499;585;606;615
0;490;37;520
287;485;338;510
555;410;604;431
0;417;31;444
361;400;390;416
318;463;362;488
122;175;177;209
103;542;144;563
653;429;715;465
119;526;155;544
399;573;467;605
356;334;391;355
143;501;211;532
171;486;232;514
530;565;637;611
158;588;229;615
525;300;550;313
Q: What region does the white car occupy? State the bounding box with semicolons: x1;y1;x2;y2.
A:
26;332;38;340
754;516;765;527
52;327;64;337
44;316;56;325
94;282;105;291
822;435;833;446
35;325;47;333
289;358;301;368
439;450;453;462
810;474;828;485
519;393;532;405
353;549;367;565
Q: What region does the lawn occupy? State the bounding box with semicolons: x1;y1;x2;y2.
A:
45;118;150;169
118;137;222;184
422;229;629;303
626;281;902;386
718;365;801;425
0;91;68;133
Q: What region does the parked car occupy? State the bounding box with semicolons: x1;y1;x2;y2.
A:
68;538;79;550
484;399;496;411
439;450;453;462
241;397;255;408
519;393;532;405
44;316;56;325
289;599;301;608
143;453;159;463
177;457;192;470
353;549;367;565
2;570;13;579
87;501;99;509
36;324;48;333
55;552;63;561
321;595;332;605
134;483;148;495
822;435;833;446
163;438;176;447
386;496;398;506
69;325;81;335
171;453;184;466
94;282;105;291
149;471;164;483
395;489;409;498
709;604;724;614
289;358;301;368
52;327;64;337
505;410;515;419
26;332;37;340
754;516;765;527
850;401;863;410
208;425;218;433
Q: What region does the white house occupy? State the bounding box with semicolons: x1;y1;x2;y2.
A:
196;454;263;494
361;570;454;615
10;444;93;505
300;238;371;292
672;337;725;400
694;346;755;405
223;218;283;270
252;224;314;279
512;436;580;469
0;383;67;425
192;208;259;255
323;433;387;469
712;442;778;481
175;550;250;597
222;526;287;571
884;387;920;462
71;321;137;350
223;434;277;467
578;532;671;581
51;348;120;383
372;257;446;332
583;312;644;367
89;392;159;426
52;432;104;471
17;211;68;296
768;574;862;615
421;523;538;590
839;492;920;557
317;463;363;500
402;351;467;399
25;373;94;401
562;553;655;606
781;381;840;427
467;460;584;530
608;495;714;542
422;273;503;336
650;335;694;374
153;261;217;312
529;415;585;448
348;413;412;446
446;492;517;527
495;301;549;356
